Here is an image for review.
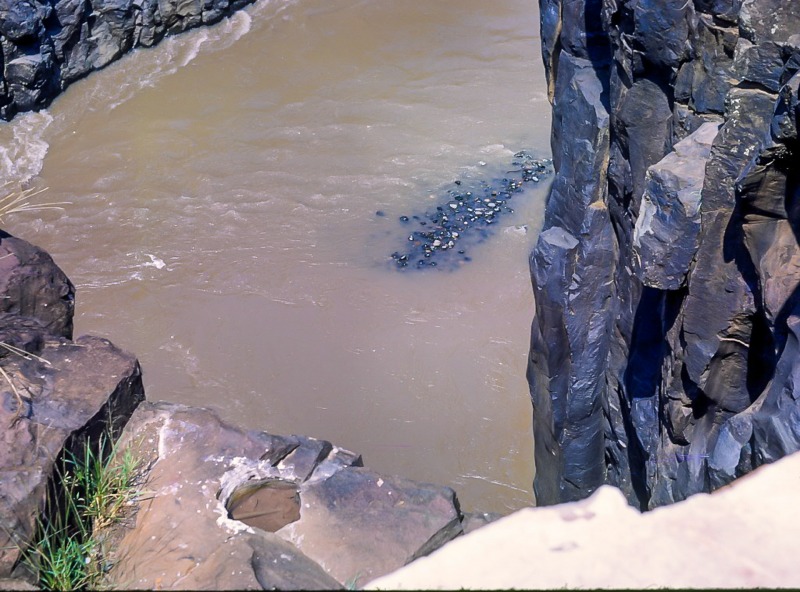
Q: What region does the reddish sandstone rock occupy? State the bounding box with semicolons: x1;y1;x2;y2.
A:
277;467;463;587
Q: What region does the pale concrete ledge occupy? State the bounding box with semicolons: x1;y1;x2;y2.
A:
368;450;800;589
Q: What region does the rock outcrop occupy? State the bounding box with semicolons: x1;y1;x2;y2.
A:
0;0;258;120
0;231;144;579
529;0;800;508
105;401;466;590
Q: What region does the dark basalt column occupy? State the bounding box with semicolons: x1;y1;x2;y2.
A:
529;0;800;509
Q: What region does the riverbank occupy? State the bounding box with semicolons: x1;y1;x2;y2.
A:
1;0;548;515
0;230;497;589
0;0;260;120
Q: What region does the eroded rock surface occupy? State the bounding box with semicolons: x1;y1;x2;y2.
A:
107;401;466;589
530;0;800;508
277;466;462;586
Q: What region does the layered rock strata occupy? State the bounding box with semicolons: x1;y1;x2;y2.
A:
0;0;258;120
529;0;800;508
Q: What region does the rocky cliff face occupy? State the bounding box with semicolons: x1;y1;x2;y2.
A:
0;0;257;120
529;0;800;509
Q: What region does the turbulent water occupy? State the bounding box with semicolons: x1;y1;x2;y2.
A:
1;0;552;513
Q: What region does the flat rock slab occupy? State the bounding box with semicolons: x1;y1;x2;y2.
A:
277;467;463;587
0;331;143;577
108;401;464;589
368;449;800;589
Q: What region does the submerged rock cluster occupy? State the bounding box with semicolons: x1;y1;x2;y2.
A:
385;151;553;270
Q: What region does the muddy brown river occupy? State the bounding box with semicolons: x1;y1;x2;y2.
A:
1;0;551;513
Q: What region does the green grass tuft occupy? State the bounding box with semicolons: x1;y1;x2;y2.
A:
22;432;144;591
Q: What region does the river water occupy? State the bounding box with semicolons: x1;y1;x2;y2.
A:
0;0;551;514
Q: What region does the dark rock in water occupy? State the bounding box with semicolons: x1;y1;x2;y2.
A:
384;151;552;271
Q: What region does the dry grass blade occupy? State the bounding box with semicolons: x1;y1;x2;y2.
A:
0;185;71;225
0;341;52;365
0;341;50;425
0;363;24;425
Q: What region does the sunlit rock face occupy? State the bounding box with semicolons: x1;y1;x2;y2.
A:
529;0;800;509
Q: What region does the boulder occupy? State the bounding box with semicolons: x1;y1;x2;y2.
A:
733;39;785;92
0;231;75;339
0;1;47;42
739;0;800;46
633;121;720;290
0;332;144;578
674;14;736;112
0;231;144;579
277;467;463;587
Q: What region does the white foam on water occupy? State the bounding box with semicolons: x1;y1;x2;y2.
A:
0;110;53;186
0;3;267;193
142;253;167;270
106;9;255;111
